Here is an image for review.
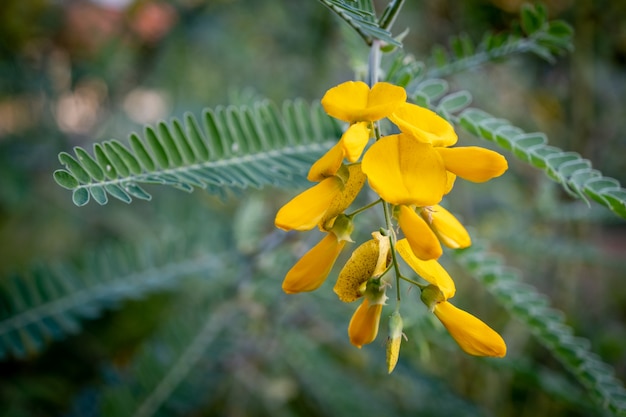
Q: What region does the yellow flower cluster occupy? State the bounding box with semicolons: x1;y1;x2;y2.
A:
275;81;507;372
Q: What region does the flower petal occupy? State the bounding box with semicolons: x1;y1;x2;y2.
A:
275;177;343;231
321;81;370;122
349;298;383;348
334;238;379;302
307;141;345;182
341;122;371;162
397;205;442;260
282;233;347;294
321;81;406;122
436;147;508;183
433;301;507;357
361;134;447;206
422;205;471;249
390;103;458;146
364;82;407;121
319;164;366;230
396;239;456;299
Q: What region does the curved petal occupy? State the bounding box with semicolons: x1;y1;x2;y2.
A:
307;142;345;182
396;239;456;299
349;298;383;348
341;122;371;162
275;177;343;231
321;81;406;122
436;147;508;183
321;81;370;122
433;301;507;357
319;164;366;230
363;82;407;121
361;134;447;206
397;205;442;260
333;238;379;302
389;103;458;146
282;233;347;294
422;205;471;249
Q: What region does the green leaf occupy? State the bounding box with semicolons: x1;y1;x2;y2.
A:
458;107;626;219
438;90;472;114
53;169;79;190
58;152;91;184
54;99;341;206
317;0;401;47
72;188;90;206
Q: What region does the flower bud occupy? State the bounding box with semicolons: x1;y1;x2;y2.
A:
386;311;404;373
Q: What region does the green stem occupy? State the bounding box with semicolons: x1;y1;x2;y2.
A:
346;198;382;217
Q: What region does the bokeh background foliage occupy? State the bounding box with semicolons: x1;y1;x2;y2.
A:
1;0;626;416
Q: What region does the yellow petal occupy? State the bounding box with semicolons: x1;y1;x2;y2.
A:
433;301;507;357
349;298;383;348
361;134;447;206
436;147;508;183
319;164;366;230
334;238;379;302
321;81;370;122
444;172;456;195
396;239;456;299
371;231;392;277
422;205;471;249
282;233;347;294
321;81;406;122
397;205;442;260
389;103;458;146
341;122;370;162
307;142;345;182
275;177;343;231
364;82;407;121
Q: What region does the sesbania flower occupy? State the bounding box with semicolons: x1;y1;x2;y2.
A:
421;285;507;357
276;79;508;370
275;164;365;232
281;215;352;294
398;240;506;357
334;232;391;348
277;165;366;293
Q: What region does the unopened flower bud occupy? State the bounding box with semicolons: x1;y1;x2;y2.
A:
386;311;404;373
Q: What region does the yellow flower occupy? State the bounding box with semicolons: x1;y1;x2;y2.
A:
387;101;508;185
432;298;507;357
334;232;391;302
361;134;448;206
389;102;458;147
396;239;456;299
321;81;406;123
420;283;506;357
275;176;343;231
420;205;471;249
349;296;384;348
281;215;353;294
276;163;365;233
396;205;442;260
386;311;404;373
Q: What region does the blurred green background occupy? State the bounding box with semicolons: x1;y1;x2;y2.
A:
1;0;625;416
